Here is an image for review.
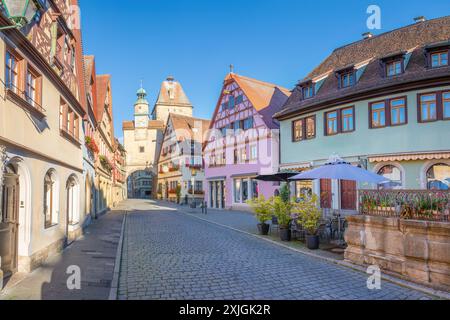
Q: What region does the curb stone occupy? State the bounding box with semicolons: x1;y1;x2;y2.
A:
108;212;127;300
178;208;449;300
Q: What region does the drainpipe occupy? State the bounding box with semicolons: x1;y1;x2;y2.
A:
0;145;7;288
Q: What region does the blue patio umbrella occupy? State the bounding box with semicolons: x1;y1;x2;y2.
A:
290;159;390;184
289;155;391;245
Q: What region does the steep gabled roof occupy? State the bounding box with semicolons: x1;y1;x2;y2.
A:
155;77;193;107
208;73;291;131
168;113;210;142
95;75;112;121
225;73;291;111
276;15;450;119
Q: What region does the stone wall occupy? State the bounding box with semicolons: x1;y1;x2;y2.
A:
345;215;450;291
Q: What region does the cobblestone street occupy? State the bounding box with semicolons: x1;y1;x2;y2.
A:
117;200;433;300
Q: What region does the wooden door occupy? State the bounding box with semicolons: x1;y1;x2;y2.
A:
341;180;357;210
0;173;20;277
320;179;332;209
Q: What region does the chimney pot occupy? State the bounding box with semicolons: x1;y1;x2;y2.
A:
414;16;426;23
362;32;373;39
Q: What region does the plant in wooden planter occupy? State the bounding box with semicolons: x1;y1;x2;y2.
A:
246;196;272;235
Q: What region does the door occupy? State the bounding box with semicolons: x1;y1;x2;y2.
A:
220;181;225;209
320;179;332;209
341;180;357;210
0;173;20;277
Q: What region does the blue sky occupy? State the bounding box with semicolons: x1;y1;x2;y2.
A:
78;0;449;139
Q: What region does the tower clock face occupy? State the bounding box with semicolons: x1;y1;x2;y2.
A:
136;117;147;128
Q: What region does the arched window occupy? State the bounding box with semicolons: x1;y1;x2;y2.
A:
67;175;80;225
44;170;58;228
427;163;450;190
378;165;402;189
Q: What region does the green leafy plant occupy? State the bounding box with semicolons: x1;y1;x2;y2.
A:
293;194;322;236
176;185;182;204
280;183;291;204
271;196;292;228
246;196;272;224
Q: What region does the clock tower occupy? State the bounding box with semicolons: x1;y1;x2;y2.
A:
134;87;149;128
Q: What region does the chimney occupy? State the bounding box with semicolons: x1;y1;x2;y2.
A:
362;32;373;40
414;16;426;23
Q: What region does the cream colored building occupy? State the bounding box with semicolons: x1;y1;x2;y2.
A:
94;75;116;214
123;88;164;198
0;0;87;281
157;114;209;205
152;76;193;124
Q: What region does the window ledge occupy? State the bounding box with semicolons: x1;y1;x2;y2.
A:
60;129;82;148
6;89;46;120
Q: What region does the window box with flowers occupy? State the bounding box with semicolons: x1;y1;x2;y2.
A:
85;136;99;154
99;155;113;173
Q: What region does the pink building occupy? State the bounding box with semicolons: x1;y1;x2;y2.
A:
204;73;291;211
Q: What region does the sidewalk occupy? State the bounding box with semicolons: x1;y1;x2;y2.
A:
0;210;125;300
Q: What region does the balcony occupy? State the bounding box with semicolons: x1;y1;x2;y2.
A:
188;189;205;195
359;189;450;222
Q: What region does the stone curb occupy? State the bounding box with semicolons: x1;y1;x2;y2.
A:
108;212;127;300
180;209;450;300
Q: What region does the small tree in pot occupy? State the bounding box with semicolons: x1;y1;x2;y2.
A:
294;194;322;250
272;195;293;242
247;196;272;235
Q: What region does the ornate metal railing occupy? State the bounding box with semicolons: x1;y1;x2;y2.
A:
359;189;450;222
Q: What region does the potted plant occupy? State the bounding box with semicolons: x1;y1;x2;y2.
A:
295;194;322;250
246;196;272;235
272;195;292;241
176;185;182;204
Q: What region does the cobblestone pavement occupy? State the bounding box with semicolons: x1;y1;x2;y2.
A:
118;200;433;300
0;210;124;300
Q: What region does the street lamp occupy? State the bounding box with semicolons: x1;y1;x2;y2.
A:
0;0;41;30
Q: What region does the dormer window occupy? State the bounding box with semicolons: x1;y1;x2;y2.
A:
386;60;403;77
300;82;314;99
431;51;448;68
340;71;355;88
425;41;450;69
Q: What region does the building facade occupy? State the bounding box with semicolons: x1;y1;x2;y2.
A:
82;55;98;222
112;138;126;206
123;87;164;199
94;75;115;215
157;114;209;205
0;0;88;279
204;73;290;211
274;16;450;212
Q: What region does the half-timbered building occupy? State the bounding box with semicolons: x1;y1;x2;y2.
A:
204;73;290;211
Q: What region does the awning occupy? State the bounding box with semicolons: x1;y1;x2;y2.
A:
369;152;450;163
